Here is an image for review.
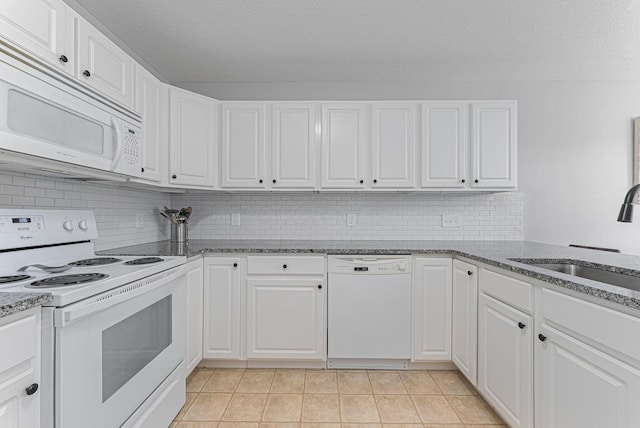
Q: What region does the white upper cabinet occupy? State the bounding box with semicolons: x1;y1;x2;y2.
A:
471;101;517;188
420;102;467;188
169;87;218;188
271;103;317;188
321;103;367;189
371;103;416;188
0;0;73;74
221;103;266;188
74;17;135;109
134;65;168;183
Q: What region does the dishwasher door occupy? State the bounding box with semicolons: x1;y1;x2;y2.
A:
327;256;412;369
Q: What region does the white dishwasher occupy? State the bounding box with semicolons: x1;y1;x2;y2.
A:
327;255;412;369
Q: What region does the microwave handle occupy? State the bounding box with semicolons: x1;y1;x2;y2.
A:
110;116;123;171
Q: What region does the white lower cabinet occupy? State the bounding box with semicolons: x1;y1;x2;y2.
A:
203;257;243;360
0;308;41;428
246;277;325;360
478;293;533;428
452;259;478;385
412;257;452;361
185;258;203;374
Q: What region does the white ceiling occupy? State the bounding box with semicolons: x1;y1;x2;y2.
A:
73;0;640;83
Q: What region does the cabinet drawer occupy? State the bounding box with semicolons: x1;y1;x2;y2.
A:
542;288;640;362
0;312;37;373
247;256;325;275
480;267;534;314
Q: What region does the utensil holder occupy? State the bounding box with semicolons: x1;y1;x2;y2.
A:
171;222;188;243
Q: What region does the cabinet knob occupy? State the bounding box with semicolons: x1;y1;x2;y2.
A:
83;69;91;77
233;263;238;268
461;179;466;183
317;284;322;289
467;270;473;276
59;54;68;63
283;264;287;269
518;322;526;329
538;334;547;342
474;179;479;183
25;383;39;396
172;174;177;179
373;179;378;184
141;167;145;173
359;179;364;184
272;179;276;183
259;179;263;183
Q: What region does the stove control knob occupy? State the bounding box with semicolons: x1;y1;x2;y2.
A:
62;220;74;231
78;220;88;231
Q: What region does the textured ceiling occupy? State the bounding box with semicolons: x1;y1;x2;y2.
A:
72;0;640;83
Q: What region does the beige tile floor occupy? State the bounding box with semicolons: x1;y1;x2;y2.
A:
171;368;506;428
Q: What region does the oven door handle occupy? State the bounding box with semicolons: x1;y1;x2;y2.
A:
55;265;185;327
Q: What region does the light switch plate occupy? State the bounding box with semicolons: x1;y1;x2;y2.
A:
231;213;240;226
442;214;461;228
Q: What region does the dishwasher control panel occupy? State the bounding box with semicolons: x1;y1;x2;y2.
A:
328;255;412;274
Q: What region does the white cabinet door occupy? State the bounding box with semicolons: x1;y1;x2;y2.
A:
75;17;135;108
203;258;243;359
471;101;517;188
452;259;478;385
169;87;217;188
371;103;416;188
221;103;266;188
321;103;366;189
271;103;317;189
0;0;72;74
134;66;168;183
536;324;640;428
478;293;533;428
185;258;204;375
420;102;467;188
247;277;325;360
0;309;40;428
413;258;452;361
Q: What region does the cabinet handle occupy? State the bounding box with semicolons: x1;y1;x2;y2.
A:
59;55;68;63
272;179;276;183
282;264;287;269
25;383;39;396
461;179;465;183
538;334;547;342
172;174;177;179
518;322;526;329
474;179;479;183
467;270;473;276
259;179;263;183
83;69;91;77
359;179;364;184
141;167;145;173
317;284;322;289
373;179;378;184
233;263;238;268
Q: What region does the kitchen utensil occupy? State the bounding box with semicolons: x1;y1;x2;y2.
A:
163;206;179;214
18;264;73;273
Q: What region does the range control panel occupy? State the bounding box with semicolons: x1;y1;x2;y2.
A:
0;210;98;250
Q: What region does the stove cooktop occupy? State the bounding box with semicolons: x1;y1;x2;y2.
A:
71;257;123;267
26;273;108;289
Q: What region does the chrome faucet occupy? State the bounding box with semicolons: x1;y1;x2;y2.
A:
617;184;640;222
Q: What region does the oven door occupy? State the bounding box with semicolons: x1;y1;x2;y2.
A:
53;266;186;428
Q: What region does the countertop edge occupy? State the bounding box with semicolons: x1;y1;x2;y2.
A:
0;292;52;318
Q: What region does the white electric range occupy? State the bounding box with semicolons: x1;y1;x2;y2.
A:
0;209;187;428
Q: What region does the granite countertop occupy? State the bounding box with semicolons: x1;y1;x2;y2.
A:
99;239;640;311
0;292;51;318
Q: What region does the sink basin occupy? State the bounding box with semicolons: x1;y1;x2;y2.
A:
510;259;640;292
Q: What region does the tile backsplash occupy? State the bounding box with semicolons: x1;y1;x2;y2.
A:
172;192;523;241
1;171;523;249
0;172;171;251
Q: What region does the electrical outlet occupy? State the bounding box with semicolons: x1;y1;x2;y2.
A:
231;213;240;226
441;214;461;228
347;213;357;227
136;212;144;229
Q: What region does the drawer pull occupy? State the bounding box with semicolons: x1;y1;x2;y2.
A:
317;284;322;289
518;322;526;329
538;334;547;342
283;264;288;269
25;383;38;396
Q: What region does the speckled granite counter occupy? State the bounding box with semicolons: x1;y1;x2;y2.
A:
0;292;51;318
99;240;640;311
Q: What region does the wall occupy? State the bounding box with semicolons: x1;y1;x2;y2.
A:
176;80;640;254
0;171;171;251
171;192;523;241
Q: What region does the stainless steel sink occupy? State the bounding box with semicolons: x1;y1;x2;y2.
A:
511;259;640;292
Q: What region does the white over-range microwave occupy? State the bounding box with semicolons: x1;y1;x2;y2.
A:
0;57;142;178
